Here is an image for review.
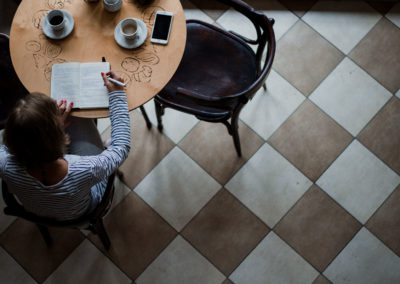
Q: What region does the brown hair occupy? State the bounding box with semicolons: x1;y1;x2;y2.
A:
3;92;69;167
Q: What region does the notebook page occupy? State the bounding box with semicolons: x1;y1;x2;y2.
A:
79;62;110;109
51;62;80;103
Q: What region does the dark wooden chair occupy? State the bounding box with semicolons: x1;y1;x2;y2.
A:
154;0;276;156
0;33;28;129
2;172;116;250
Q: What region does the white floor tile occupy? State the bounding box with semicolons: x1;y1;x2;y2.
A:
136;236;225;284
0;247;35;284
141;101;199;144
241;70;305;140
302;1;381;54
386;3;400;29
309;58;392;136
96;117;111;135
226;143;312;227
317;140;400;224
181;0;215;24
324;228;400;283
217;1;298;42
230;232;318;284
396;88;400;99
44;240;131;284
134;147;220;231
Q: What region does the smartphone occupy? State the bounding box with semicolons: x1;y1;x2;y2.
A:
150;11;173;45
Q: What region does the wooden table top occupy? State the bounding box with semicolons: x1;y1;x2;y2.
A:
10;0;186;118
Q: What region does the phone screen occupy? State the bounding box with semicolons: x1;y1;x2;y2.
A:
152;14;172;40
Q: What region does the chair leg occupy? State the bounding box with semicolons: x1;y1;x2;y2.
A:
37;224;52;245
154;100;164;132
231;116;242;157
139;106;152;129
94;220;111;250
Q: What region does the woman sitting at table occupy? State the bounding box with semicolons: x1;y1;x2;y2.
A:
0;71;130;221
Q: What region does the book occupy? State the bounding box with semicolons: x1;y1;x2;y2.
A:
50;62;110;109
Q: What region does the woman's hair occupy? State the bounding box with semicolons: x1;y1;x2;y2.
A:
4;92;69;167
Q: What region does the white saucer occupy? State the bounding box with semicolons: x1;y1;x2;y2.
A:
42;10;74;40
114;19;148;49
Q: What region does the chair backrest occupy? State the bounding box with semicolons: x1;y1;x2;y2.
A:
216;0;276;101
1;172;116;228
0;33;27;129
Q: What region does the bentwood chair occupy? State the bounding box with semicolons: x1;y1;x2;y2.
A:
2;172;116;250
0;33;27;129
154;0;275;156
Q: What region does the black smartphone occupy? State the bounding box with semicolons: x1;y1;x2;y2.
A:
150;11;173;45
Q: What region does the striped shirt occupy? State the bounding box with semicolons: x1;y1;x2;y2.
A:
0;91;131;221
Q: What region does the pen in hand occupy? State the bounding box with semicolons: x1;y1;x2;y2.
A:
107;76;126;87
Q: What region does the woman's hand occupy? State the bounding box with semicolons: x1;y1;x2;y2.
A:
101;70;125;93
57;100;73;128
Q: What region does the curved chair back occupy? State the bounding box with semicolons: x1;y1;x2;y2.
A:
2;172;116;249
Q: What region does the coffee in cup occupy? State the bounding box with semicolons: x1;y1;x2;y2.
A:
46;10;65;31
120;18;139;40
103;0;122;12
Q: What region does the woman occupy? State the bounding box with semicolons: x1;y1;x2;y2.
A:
0;71;130;221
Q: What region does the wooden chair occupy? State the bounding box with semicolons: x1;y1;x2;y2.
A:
0;33;28;129
154;0;276;156
2;172;116;250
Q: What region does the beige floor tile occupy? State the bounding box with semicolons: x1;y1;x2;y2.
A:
182;189;269;275
316;140;400;224
273;21;344;96
89;192;176;280
269;100;353;181
313;274;332;284
240;70;305;140
358;97;400;174
386;3;400;28
349;17;400;93
44;240;131;284
226;143;312;227
111;110;175;189
135;147;221;231
0;247;35;284
188;0;229;21
136;235;226;284
279;0;317;18
230;232;319;284
0;219;84;283
309;58;392;136
366;185;400;256
302;0;381;54
275;185;361;271
324;228;400;283
179;120;264;185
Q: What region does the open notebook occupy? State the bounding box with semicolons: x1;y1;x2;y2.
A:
51;62;110;109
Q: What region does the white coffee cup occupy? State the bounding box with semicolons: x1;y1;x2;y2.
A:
120;18;139;40
46;10;65;31
103;0;122;12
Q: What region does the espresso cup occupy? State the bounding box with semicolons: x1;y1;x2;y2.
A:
103;0;122;12
120;18;139;40
46;10;65;31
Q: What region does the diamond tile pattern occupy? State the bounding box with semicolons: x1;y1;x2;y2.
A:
273;20;344;96
1;1;400;283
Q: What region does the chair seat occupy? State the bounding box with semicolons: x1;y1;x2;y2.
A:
157;21;258;119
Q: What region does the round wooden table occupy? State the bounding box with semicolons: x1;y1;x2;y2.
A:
9;0;186;118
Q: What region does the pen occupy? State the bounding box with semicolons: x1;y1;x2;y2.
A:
107;76;126;87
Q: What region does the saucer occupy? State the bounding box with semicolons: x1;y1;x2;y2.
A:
114;19;148;49
42;10;74;40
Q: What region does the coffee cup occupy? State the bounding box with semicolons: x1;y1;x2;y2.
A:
103;0;122;12
120;18;139;40
46;10;65;31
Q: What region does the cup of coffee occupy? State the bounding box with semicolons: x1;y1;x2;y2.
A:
46;10;65;31
120;18;139;40
103;0;122;12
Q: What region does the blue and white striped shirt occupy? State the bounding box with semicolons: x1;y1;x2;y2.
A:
0;91;131;221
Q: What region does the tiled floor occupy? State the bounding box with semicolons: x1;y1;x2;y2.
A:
1;0;400;283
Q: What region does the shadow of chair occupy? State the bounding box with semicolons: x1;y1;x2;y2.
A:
2;172;116;250
154;0;276;156
0;33;28;130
